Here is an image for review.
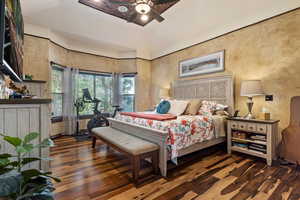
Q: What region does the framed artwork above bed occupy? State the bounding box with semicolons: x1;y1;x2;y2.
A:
179;50;225;77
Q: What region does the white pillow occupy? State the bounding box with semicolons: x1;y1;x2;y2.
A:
168;100;189;116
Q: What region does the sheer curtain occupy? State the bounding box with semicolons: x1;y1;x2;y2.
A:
63;68;79;135
112;73;122;107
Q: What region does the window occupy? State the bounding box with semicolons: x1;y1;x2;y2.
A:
120;75;136;112
78;72;113;116
51;66;64;119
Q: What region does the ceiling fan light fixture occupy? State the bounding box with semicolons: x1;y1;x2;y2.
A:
118;6;128;13
135;2;151;14
141;14;149;21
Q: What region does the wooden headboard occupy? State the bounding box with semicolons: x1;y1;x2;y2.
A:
172;75;234;113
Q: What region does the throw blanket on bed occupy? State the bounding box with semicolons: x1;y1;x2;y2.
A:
120;112;177;121
115;113;215;161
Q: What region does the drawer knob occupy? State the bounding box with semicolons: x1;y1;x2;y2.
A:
241;126;244;128
260;128;263;131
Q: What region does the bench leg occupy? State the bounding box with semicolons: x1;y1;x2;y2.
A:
92;136;97;148
132;156;140;184
152;151;159;175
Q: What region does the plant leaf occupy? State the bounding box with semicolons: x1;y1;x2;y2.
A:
24;132;39;144
0;167;14;175
22;157;41;166
2;135;22;147
39;139;55;148
16;144;34;154
0;158;10;166
23;144;34;152
0;153;13;159
21;169;42;182
16;146;27;154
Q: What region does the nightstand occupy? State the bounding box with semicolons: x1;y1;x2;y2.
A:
227;117;280;166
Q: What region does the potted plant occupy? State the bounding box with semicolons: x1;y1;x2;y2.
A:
0;132;60;200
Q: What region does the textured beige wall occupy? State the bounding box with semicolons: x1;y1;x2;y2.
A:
136;59;152;111
151;10;300;134
23;35;51;97
23;35;152;135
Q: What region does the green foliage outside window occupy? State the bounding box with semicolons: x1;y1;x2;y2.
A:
78;73;113;115
51;68;63;117
121;77;135;112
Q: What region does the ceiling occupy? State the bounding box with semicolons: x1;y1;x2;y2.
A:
21;0;300;60
78;0;179;26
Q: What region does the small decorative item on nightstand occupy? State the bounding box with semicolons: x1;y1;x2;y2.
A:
227;117;279;166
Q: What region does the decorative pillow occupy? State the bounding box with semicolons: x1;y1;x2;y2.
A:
215;110;230;116
156;100;171;114
198;100;217;116
215;103;229;111
184;99;202;115
168;100;189;116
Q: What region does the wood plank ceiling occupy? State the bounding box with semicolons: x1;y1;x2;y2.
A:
78;0;179;26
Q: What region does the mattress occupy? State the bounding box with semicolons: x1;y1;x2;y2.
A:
114;112;227;160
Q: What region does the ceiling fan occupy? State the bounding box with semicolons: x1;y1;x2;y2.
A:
109;0;178;23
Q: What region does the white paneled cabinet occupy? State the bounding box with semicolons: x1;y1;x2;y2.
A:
0;102;51;171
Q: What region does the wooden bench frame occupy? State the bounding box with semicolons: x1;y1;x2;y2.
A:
92;133;159;185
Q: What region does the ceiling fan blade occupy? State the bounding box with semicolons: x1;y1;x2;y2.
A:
109;0;132;5
127;12;138;22
155;0;178;5
151;9;165;22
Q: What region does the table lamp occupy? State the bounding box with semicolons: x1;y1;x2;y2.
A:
159;88;170;100
240;80;265;119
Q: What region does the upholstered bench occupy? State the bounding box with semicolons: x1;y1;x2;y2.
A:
91;127;159;185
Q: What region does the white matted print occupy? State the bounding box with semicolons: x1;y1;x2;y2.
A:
179;50;225;77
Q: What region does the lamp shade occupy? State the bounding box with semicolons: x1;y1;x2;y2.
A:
159;88;170;99
241;80;265;97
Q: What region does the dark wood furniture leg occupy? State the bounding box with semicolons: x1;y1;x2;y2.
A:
92;136;97;148
152;151;159;175
132;155;140;184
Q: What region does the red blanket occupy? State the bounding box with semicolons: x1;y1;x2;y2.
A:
120;112;177;121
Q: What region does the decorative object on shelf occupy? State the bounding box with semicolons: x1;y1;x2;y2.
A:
179;50;225;77
240;80;265;119
159;88;170;100
0;132;60;200
260;107;271;120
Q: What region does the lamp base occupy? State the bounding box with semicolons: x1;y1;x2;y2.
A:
244;97;255;119
244;113;255;119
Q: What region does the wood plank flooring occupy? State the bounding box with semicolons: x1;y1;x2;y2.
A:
51;136;300;200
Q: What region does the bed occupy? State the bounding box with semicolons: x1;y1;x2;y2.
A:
108;75;234;177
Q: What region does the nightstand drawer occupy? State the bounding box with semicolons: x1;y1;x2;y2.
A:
257;124;267;134
238;122;247;130
247;123;257;132
231;121;238;129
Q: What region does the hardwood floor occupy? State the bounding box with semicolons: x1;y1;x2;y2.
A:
51;136;300;200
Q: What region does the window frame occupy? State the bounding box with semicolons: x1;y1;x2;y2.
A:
120;74;136;112
78;71;113;118
51;65;64;123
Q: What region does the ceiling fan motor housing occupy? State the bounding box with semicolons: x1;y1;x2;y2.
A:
135;0;153;14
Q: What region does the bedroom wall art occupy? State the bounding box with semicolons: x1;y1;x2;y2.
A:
179;50;225;77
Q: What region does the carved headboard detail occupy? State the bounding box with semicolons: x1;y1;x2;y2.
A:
172;75;234;114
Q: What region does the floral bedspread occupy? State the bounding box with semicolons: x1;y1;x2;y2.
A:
114;113;215;161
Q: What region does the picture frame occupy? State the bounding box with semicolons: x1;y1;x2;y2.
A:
179;50;225;77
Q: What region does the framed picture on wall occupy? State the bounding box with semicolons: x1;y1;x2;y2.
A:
179;50;225;77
